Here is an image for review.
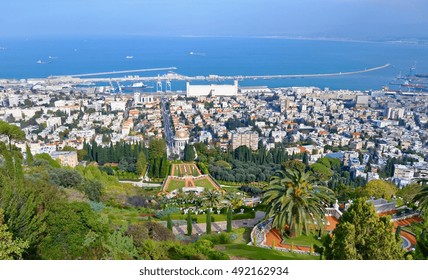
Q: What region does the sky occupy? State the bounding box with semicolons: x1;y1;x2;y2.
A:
0;0;427;39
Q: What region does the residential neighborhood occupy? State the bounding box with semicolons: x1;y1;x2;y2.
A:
1;80;428;187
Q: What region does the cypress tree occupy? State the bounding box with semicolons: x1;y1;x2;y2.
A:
206;209;212;234
159;156;169;178
25;144;33;165
186;211;192;236
226;206;232;232
303;152;309;167
153;158;159;178
167;213;173;231
184;144;195;162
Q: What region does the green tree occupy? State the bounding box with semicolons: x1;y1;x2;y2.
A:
397;183;421;205
414;215;428;260
364;179;397;199
56;168;84;188
302;152;309;166
159;155;169;178
77;149;88;162
226;206;232;232
34;153;61;168
186;211;192;236
413;183;428;211
202;190;222;208
225;193;242;209
167;213;173;231
324;199;404;260
79;179;102;202
136;152;147;176
25;144;33;165
38;202;108;259
183;144;196;162
310;163;333;182
0;120;26;150
0;209;29;260
263;169;334;237
0;160;60;258
206;209;212;234
103;228;138;260
148;138;166;160
281;159;306;173
126;222;175;246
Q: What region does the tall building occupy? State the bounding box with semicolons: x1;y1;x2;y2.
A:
279;96;291;113
232;131;259;150
384;107;405;120
134;92;141;105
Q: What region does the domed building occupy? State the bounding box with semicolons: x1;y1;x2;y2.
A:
173;128;189;157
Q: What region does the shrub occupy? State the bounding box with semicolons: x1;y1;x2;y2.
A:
200;232;232;245
155;207;180;219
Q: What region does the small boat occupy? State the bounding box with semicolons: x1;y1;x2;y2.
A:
126;56;134;59
189;51;205;56
36;60;51;64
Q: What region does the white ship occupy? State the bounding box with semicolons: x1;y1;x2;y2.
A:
122;82;148;90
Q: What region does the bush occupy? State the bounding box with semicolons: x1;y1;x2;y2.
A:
240;185;262;195
57;168;84;188
88;201;106;212
200;232;232;245
155;207;180;219
79;179;102;202
126;222;176;244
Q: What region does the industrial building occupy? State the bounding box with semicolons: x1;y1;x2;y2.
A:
186;80;238;97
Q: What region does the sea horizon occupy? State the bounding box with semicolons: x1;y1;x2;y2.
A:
1;35;427;91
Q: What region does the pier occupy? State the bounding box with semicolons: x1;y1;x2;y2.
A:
46;64;391;84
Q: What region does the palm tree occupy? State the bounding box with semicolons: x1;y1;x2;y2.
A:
262;169;334;237
225;192;243;209
413;180;428;211
202;190;222;208
185;191;197;204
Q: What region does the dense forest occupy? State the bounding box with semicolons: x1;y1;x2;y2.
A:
83;139;169;178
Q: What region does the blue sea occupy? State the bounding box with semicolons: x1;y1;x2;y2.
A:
0;36;427;91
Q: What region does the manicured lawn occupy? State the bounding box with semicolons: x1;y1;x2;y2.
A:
282;234;323;247
218;244;318;260
230;228;252;244
403;222;425;236
191;165;200;176
166;179;185;192
171;163;202;177
174;165;183;177
194;177;216;190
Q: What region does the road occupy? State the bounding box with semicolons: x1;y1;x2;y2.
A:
160;97;174;158
119;180;162;188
